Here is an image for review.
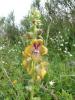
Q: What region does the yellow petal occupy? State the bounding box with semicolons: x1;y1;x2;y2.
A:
31;39;37;44
31;39;43;45
40;45;48;55
22;60;28;68
12;80;17;85
37;39;43;45
40;61;48;68
37;75;41;81
40;68;47;79
23;45;32;57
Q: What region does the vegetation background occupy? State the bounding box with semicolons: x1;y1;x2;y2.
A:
0;0;75;99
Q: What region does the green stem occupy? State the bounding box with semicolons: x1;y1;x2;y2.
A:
33;24;37;38
30;60;36;100
30;86;34;100
46;23;51;46
1;64;18;96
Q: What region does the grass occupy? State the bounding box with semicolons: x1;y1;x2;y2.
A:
0;36;75;100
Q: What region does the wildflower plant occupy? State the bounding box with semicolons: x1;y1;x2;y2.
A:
22;8;48;99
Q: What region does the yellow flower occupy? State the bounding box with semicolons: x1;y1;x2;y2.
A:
22;60;29;68
37;75;41;81
40;61;48;68
23;39;48;60
36;68;47;80
40;68;47;79
12;80;17;85
35;61;48;80
22;60;30;73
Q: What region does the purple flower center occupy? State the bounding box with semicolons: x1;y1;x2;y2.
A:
33;43;40;49
33;43;41;55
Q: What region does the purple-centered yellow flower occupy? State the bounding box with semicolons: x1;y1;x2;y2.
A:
22;39;48;61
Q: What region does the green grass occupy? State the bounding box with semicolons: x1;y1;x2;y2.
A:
0;37;75;100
